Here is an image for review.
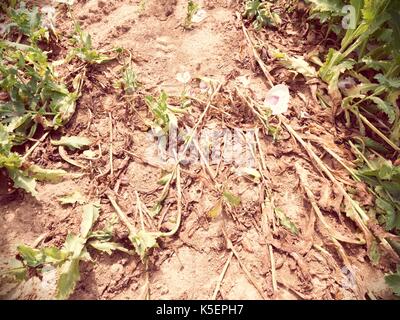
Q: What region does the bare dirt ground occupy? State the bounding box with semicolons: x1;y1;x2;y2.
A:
0;0;396;300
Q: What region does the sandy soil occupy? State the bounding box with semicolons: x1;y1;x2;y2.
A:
0;0;396;300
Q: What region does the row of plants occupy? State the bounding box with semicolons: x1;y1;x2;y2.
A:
0;1;125;299
243;0;400;295
0;0;118;196
305;0;400;296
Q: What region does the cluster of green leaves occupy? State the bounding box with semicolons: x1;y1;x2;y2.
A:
306;0;347;30
243;0;282;30
0;3;83;196
309;0;400;152
67;24;111;64
114;61;140;95
306;0;400;296
145;91;178;133
5;203;129;299
356;158;400;232
4;2;49;42
385;266;400;296
356;158;400;233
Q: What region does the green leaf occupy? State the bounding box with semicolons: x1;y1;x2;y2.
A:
389;10;400;53
319;50;355;100
357;159;400;181
375;74;400;89
26;165;67;183
366;96;396;124
223;191;241;207
150;202;162;217
89;220;115;241
272;50;317;78
42;247;69;264
1;259;27;281
8;168;37;196
385;267;400;296
52;93;78;127
184;0;200;28
80;203;100;239
62;234;86;259
274;208;299;235
129;231;161;261
116;66;140;94
307;0;344;14
0;124;9;147
89;240;131;255
359;137;388;153
243;1;281;29
369;240;381;265
17;245;43;267
0;153;22;170
56;259;80;300
376;197;400;231
157;173;173;185
59;190;86;205
51;136;91;150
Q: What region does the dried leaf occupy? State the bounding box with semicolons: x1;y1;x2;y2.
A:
208;198;223;219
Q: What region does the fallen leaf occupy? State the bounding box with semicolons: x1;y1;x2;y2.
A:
208;198;223;219
51;136;91;150
223;191;241;207
59;191;86;205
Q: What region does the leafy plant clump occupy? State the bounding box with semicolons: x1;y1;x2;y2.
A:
307;0;400;153
145;91;179;133
305;0;400;296
3;203;129;300
356;157;400;233
0;2;113;196
243;0;282;30
0;2;85;195
67;24;112;64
